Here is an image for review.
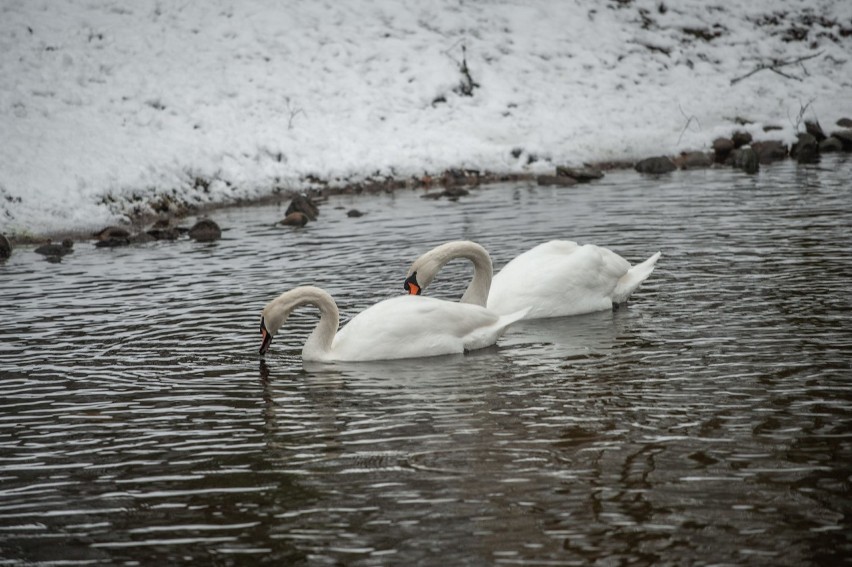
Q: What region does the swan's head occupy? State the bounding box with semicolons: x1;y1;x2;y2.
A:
258;286;336;356
259;311;290;356
404;241;491;297
404;247;451;295
258;292;298;355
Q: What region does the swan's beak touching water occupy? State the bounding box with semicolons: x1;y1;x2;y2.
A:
259;317;273;355
404;272;421;295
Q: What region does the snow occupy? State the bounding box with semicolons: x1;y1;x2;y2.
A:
1;0;850;236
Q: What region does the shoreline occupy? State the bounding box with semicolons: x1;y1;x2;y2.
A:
2;134;849;248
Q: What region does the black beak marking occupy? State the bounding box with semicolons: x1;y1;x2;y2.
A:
259;317;273;355
404;272;422;295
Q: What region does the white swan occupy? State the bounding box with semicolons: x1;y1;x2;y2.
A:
404;240;661;320
259;286;528;362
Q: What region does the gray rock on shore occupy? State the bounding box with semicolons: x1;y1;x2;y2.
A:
751;140;787;163
732;147;759;174
791;133;819;164
831;129;852;151
677;151;713;169
0;234;11;260
713;138;735;162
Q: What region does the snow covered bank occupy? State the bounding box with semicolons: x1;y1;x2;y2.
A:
1;0;851;236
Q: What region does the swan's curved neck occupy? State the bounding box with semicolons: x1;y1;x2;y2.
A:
300;289;340;359
437;241;493;306
265;286;340;359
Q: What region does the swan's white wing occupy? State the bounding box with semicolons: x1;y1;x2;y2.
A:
488;240;633;318
330;296;509;361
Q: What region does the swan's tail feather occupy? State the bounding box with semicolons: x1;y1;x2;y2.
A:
498;307;531;330
612;252;661;304
465;307;530;351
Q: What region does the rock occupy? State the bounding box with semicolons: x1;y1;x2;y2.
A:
442;187;470;201
147;227;180;240
732;148;759;174
129;232;155;244
146;219;180;240
791;133;819;164
712;138;735;162
280;212;308;227
285;194;319;221
0;234;11;260
94;237;130;247
189;219;222;242
346;209;364;218
819;136;844;153
35;239;74;257
421;187;470;200
634;156;676;174
830;129;852;150
537;175;578;187
93;226;130;241
677;151;713;169
555;166;604;182
731;131;753;148
751;140;787;163
836;118;852;128
805;120;826;142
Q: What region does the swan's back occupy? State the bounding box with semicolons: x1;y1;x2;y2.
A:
488;240;639;318
329;296;518;361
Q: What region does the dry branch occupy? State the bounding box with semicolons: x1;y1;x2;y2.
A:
730;51;823;85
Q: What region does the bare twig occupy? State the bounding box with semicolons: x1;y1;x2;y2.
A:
731;51;823;85
677;104;700;145
284;97;304;130
788;97;816;132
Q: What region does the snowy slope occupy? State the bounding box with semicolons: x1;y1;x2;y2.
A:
1;0;850;235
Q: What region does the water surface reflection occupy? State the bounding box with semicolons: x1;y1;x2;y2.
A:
1;157;850;565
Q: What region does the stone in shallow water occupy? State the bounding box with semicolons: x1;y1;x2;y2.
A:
830;129;852;151
677;151;713;169
819;136;844;153
751;140;787;163
286;194;319;221
0;233;11;260
189;219;222;242
537;175;578;187
634;156;676;174
35;239;74;256
791;133;819;164
713;137;734;162
555;166;604;182
93;226;130;240
732;148;759;174
280;212;308;227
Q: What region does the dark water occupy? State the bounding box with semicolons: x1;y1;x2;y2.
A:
1;157;851;566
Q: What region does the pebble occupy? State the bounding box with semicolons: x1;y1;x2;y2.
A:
0;234;11;260
280;212;309;227
35;239;74;257
189;219;222;242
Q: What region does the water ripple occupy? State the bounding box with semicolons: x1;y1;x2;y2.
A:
1;157;851;564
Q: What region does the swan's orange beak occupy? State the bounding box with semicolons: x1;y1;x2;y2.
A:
404;273;421;295
259;317;273;355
